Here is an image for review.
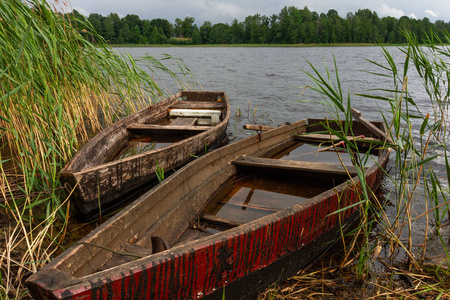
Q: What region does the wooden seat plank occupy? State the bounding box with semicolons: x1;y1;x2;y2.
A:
127;124;210;134
232;156;363;177
169;101;226;109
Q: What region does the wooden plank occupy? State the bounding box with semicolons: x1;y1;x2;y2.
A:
201;214;247;229
243;124;275;131
232;156;362;177
294;133;379;143
169;117;197;126
169;101;226;109
351;108;393;144
169;109;221;118
127;124;210;134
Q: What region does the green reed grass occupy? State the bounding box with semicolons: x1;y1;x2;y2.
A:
292;30;450;298
0;0;193;297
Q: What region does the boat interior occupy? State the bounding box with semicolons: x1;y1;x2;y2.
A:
109;94;228;161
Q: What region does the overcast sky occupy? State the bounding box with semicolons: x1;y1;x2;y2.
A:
53;0;450;24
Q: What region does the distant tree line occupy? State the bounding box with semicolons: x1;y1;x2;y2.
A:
70;6;450;45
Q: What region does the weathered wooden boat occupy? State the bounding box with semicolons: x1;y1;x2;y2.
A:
60;91;230;217
27;117;391;299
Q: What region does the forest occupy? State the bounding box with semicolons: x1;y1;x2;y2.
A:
73;6;450;45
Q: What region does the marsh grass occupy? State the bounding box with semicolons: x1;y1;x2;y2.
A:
259;31;450;298
0;0;194;297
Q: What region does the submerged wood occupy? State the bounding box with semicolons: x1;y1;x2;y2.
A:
27;118;391;299
59;91;230;218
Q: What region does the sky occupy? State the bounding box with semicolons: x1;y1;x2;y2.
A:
52;0;450;24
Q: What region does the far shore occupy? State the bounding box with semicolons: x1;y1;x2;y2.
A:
109;43;407;48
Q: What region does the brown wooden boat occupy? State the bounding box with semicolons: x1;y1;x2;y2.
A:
27;117;391;299
60;91;230;217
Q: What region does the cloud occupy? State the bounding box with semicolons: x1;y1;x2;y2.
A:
425;9;438;18
200;0;245;21
379;4;405;18
409;13;417;19
72;6;90;16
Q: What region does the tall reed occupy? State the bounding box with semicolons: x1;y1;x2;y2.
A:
0;0;192;297
293;31;450;298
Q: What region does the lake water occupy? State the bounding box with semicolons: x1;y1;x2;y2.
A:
115;46;449;259
116;46;433;143
117;47;399;132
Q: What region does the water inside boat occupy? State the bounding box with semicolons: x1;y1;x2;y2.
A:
109;116;213;161
196;141;378;233
272;142;378;167
200;173;333;232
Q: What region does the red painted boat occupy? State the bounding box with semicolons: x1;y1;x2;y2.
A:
59;91;229;218
26;117;391;299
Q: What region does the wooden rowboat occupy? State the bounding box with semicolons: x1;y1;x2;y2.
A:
27;117;391;299
60;91;230;218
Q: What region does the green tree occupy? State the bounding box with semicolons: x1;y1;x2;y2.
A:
244;14;268;43
132;25;141;43
174;18;183;37
108;13;122;43
268;14;280;43
123;14;142;30
182;16;196;38
142;19;153;42
229;19;244;43
191;30;201;44
200;21;212;43
103;17;115;42
210;23;230;43
318;13;330;43
87;13;104;37
118;23;131;43
150;18;173;38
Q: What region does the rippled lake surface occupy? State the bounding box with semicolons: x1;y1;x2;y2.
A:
116;46;430;141
115;46;448;251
